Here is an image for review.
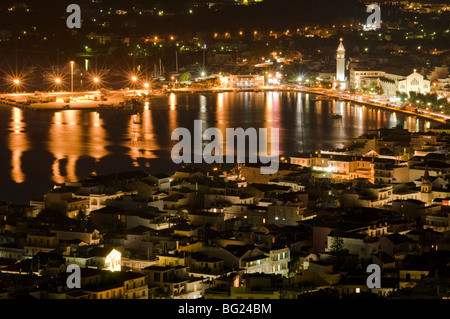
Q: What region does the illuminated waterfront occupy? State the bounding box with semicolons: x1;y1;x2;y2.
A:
0;91;434;203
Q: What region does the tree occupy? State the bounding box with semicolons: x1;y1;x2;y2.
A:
76;209;86;221
179;72;191;82
396;91;407;102
329;235;344;253
328;232;345;270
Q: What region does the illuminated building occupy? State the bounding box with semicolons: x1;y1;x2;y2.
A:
235;0;264;5
290;153;375;183
219;74;265;88
105;249;122;272
397;70;431;96
333;38;348;90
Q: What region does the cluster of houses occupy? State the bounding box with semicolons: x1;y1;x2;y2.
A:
0;127;450;299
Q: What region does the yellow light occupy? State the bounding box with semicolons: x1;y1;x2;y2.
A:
144;83;149;88
105;249;121;272
13;79;20;84
132;76;137;82
93;77;99;83
55;78;61;83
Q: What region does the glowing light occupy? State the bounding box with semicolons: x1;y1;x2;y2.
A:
13;79;20;85
93;77;99;83
132;76;137;82
105;249;121;272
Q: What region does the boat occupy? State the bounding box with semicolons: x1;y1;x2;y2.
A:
331;113;342;119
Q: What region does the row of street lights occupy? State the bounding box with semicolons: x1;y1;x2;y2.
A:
10;61;153;94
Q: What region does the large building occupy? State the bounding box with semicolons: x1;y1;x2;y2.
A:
350;68;387;89
377;70;431;97
397;70;431;96
333;38;348;90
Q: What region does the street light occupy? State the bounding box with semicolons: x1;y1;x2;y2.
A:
131;76;137;90
12;79;20;92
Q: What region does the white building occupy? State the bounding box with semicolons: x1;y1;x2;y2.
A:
350;68;386;88
397;70;431;96
333;38;348;90
377;70;431;98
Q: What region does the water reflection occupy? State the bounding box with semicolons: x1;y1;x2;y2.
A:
48;110;108;183
9;108;28;183
1;92;435;199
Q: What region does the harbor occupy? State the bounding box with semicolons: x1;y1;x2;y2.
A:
1;86;447;125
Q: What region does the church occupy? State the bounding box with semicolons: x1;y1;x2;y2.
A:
333;38;348;90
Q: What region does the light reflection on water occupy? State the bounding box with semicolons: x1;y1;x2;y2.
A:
1;92;432;203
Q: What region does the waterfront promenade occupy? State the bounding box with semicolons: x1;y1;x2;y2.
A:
0;86;448;124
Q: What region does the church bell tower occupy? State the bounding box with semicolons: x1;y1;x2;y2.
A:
333;38;347;90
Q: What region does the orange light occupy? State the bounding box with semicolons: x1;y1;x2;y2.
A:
55;78;61;84
13;79;20;84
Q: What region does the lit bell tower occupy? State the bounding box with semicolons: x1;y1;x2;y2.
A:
333;38;347;90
